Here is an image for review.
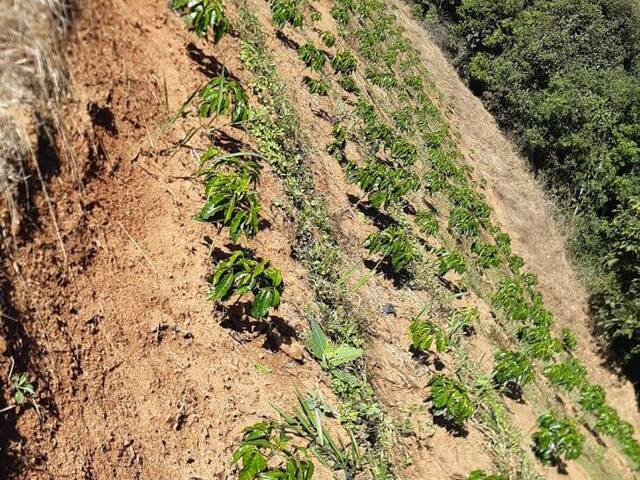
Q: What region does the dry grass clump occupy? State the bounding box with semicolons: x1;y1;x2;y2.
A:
0;0;70;235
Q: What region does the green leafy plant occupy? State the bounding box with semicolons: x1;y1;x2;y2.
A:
345;159;420;209
415;209;439;235
448;207;480;237
467;470;506;480
429;374;475;428
331;49;357;74
532;412;584;464
310;10;321;21
197;147;262;178
578;384;606;413
270;0;303;28
517;325;562;361
302;76;329;95
338;75;359;93
436;248;466;276
447;306;478;341
10;373;35;405
298;43;326;71
492;349;533;397
320;31;336;47
198;74;250;125
492;276;529;322
543;359;587;392
171;0;231;42
389;139;418;167
561;328;577;352
232;420;315;479
194;171;260;242
409;316;447;353
307;319;362;370
209;251;284;318
472;241;500;269
364;225;418;274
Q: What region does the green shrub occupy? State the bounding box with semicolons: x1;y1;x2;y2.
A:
209;251;284;318
331;49;357;74
320;31;336;47
578;384;606;413
410;317;447;353
532;412;584;464
270;0;303;28
198;74;250;125
492;349;534;397
543;359;587;392
436;248;466;276
472;240;501;269
364;226;418;273
415;209;439;235
298;42;326;71
429;374;475;427
171;0;231;41
302;76;329;95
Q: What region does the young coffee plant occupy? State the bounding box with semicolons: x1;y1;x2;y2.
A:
10;373;35;406
298;43;326;71
194;171;260;242
302;76;329;95
447;306;479;341
338;74;359;93
436;248;466;276
364;225;418;274
492;276;529;322
415;209;439;236
594;405;627;436
409;316;447;353
320;31;336;48
467;471;506;480
345;159;420;209
270;0;303;28
171;0;231;42
448;207;480;237
429;374;475;428
209;250;284;318
331;49;357;74
198;74;250;125
492;349;533;398
561;328;577;352
197;147;262;178
471;240;500;269
543;359;587;392
532;412;584;464
517;325;562;361
307;319;362;370
578;384;606;414
389;139;418;167
231;420;315;479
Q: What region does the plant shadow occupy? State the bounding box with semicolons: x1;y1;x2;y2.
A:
275;30;300;50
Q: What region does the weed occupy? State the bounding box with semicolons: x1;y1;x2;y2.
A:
10;373;34;405
307;319;363;370
467;470;506;480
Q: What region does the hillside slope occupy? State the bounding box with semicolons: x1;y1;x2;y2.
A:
1;0;639;479
392;0;640;432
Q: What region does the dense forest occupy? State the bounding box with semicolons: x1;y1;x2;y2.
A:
411;0;640;375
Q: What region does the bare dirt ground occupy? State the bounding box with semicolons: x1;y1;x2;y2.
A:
1;0;638;479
